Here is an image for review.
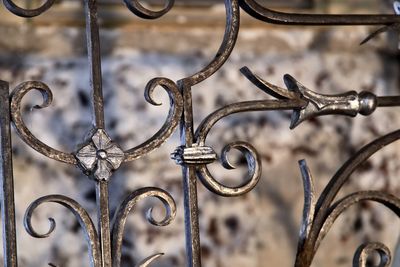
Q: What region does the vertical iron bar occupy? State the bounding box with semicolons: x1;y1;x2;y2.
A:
85;1;110;266
96;180;112;267
85;0;105;129
182;167;201;267
0;81;18;267
179;81;202;267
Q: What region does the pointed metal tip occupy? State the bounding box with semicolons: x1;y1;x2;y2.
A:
298;159;311;178
283;73;294;80
359;39;368;46
359;35;372;46
289;110;301;130
289;121;297;130
283;74;299;92
298;159;315;193
239;66;257;82
239;66;250;74
136;253;164;267
298;159;307;166
359;24;393;47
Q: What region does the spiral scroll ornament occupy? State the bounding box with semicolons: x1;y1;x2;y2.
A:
111;187;176;267
10;81;77;165
124;0;174;19
123;77;183;162
24;195;101;267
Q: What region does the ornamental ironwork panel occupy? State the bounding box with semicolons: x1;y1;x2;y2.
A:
1;0;400;267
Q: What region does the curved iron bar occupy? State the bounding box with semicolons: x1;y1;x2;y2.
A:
316;191;400;254
239;0;400;25
294;129;400;266
179;0;240;87
24;194;101;267
295;190;399;267
195;99;306;138
194;99;304;196
111;187;176;267
312;129;400;241
3;0;55;18
124;78;183;162
124;0;174;19
196;141;262;197
296;160;316;254
10;81;77;165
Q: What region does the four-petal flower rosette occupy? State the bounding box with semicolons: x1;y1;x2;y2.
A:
76;129;125;181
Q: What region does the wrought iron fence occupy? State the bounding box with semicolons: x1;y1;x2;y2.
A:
1;0;400;267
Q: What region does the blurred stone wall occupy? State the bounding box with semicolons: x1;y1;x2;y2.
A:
0;1;400;267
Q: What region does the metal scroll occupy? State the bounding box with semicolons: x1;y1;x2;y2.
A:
1;0;400;267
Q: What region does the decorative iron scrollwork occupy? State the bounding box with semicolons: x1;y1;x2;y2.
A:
3;1;182;266
3;0;55;18
294;129;400;267
2;0;400;267
124;0;175;19
23;194;102;267
196;141;262;197
111;187;176;267
10;81;77;165
123;77;183;162
24;188;176;267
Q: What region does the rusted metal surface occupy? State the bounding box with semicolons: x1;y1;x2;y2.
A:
0;81;18;267
1;0;400;266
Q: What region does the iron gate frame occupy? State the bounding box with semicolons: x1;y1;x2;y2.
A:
1;0;400;266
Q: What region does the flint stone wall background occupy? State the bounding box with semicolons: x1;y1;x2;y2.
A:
1;2;400;266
